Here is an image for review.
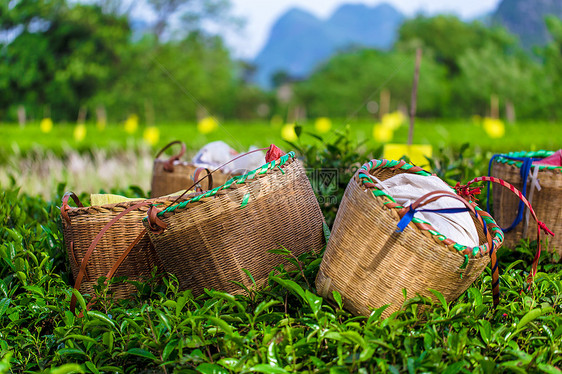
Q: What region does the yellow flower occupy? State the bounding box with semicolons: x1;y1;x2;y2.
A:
381;111;405;130
40;118;53;133
384;144;433;167
143;126;160;146
197;116;218;134
373;123;393;143
483;117;505;138
124;114;139;134
314;117;332;133
281;123;298;142
74;124;87;142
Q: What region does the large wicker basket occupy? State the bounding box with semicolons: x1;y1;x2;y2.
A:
316;159;504;317
151;141;236;198
491;151;561;255
143;152;326;295
60;193;192;300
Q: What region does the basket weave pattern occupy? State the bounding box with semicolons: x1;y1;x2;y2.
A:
62;197;186;298
316;159;503;317
492;151;562;254
145;153;326;295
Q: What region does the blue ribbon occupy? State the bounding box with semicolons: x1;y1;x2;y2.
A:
487;154;542;233
396;206;471;232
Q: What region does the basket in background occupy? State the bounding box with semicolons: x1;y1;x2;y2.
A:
150;141;235;198
491;151;561;255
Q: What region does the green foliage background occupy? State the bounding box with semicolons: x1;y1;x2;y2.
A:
3;2;562;123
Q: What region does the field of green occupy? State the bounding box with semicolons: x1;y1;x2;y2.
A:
1;119;560;157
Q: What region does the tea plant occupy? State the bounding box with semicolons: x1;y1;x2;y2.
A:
0;184;561;373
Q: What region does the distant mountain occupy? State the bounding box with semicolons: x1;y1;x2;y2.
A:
494;0;562;49
253;3;405;88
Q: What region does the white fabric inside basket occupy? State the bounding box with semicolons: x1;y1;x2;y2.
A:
375;173;480;247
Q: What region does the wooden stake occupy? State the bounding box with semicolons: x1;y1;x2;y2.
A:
408;48;422;146
379;89;390;120
77;106;87;124
491;94;499;119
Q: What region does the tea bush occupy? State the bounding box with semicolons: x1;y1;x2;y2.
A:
0;147;561;373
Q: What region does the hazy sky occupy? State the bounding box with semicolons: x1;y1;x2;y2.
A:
222;0;502;59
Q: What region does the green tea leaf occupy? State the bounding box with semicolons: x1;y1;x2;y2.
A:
0;298;10;317
248;364;289;374
517;308;543;330
49;363;84;374
196;363;229;374
127;348;157;361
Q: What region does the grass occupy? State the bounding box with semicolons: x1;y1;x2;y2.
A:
1;119;560;158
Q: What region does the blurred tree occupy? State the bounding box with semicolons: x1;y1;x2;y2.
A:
450;43;540;118
0;1;130;121
96;32;238;122
541;16;562;119
146;0;240;41
396;15;517;76
294;49;449;118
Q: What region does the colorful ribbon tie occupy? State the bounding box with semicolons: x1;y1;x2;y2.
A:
454;182;481;202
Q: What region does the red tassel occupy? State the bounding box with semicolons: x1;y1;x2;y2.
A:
454;182;481;202
265;144;285;162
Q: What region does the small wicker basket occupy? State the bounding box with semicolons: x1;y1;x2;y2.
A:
316;159;504;317
151;141;236;198
143;152;326;295
60;193;192;300
491;151;561;255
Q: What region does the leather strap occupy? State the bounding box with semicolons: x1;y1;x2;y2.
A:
155;141;186;172
146;205;167;235
69;200;151;314
193;167;213;192
76;228;149;317
61;192;84;225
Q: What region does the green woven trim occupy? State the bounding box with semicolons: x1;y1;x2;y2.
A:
357;158;503;257
150;152;296;218
495;150;561;171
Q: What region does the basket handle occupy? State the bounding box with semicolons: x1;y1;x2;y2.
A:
396;190;492;247
395;190;499;307
146;144;283;234
69;200;151;315
193;167;213;192
61;192;84;225
459;176;554;284
155;140;186;172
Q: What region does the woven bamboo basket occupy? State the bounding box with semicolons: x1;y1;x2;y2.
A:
491;151;562;255
316;159;504;317
143;152;326;295
151;141;236;198
60;193;193;299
